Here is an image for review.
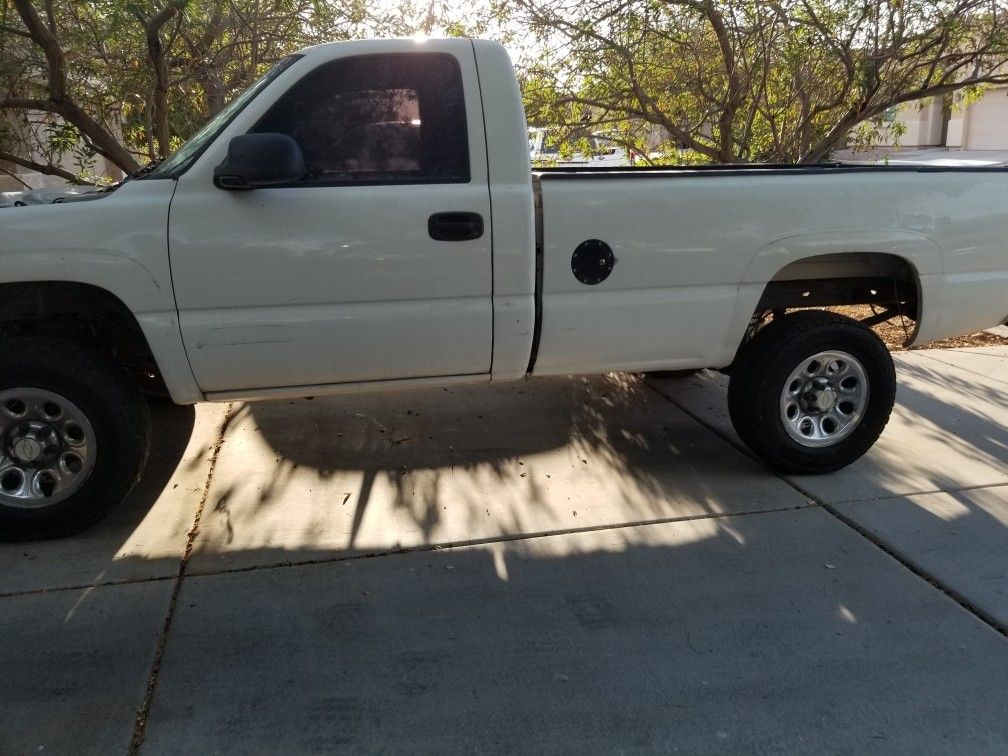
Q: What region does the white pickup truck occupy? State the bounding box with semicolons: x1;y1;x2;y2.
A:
2;38;1007;538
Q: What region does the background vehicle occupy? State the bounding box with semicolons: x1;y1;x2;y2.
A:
0;186;100;207
2;38;1007;538
529;127;637;167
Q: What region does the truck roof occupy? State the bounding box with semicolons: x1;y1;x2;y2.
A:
294;36;486;58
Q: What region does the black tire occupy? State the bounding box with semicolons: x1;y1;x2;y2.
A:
0;338;151;540
727;311;895;474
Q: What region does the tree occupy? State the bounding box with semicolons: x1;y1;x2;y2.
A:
0;0;490;184
1;0;144;176
511;0;1008;163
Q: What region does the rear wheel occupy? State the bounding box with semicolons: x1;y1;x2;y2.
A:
0;338;151;540
727;311;895;474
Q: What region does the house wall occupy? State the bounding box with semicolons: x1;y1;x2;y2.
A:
875;98;944;148
902;98;944;146
962;86;1008;149
905;86;1008;150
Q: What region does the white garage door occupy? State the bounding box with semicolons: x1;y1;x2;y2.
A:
966;87;1008;149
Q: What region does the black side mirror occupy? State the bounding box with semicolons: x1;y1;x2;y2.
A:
213;133;305;190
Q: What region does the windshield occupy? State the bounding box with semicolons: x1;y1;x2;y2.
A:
146;54;302;178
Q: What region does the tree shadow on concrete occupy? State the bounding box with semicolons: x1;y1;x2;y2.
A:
196;373;799;566
5;351;1005;603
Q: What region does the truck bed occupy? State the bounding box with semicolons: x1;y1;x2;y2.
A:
530;164;1008;376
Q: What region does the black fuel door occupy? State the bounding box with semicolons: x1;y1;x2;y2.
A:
571;239;615;285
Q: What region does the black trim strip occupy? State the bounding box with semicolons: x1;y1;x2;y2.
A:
536;163;1008;179
526;174;544;375
243;177;471;190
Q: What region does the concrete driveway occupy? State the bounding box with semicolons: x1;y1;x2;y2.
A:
2;347;1007;754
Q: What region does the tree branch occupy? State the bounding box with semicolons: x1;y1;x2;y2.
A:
131;4;181;157
0;96;49;110
8;0;140;172
11;0;66;101
0;148;85;184
0;23;33;38
0;165;34;189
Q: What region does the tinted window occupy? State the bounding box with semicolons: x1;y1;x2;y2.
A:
252;54;470;185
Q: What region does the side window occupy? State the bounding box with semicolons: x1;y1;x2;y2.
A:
251;53;470;185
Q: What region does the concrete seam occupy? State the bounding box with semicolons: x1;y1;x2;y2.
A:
0;572;177;599
815;499;1008;637
179;502;819;580
1;501;817;597
827;480;1008;505
127;402;235;755
645;378;1008;640
911;352;1008;388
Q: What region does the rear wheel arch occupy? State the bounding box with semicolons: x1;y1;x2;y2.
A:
760;251;922;324
734;229;941;349
723;250;924;368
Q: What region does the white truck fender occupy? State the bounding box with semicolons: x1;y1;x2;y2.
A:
0;183;203;404
720;229;944;362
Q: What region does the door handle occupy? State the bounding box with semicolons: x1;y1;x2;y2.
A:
428;212;484;242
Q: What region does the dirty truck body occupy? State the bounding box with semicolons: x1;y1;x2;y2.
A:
1;38;1007;537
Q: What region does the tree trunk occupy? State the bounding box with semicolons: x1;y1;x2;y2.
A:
10;0;140;173
136;6;180;158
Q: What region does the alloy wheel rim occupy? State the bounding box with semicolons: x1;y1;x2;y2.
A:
0;388;97;509
778;350;869;448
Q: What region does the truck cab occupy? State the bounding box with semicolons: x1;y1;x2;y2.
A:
153;39;537;396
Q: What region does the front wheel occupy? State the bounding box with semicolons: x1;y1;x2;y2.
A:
727;311;895;474
0;338;151;540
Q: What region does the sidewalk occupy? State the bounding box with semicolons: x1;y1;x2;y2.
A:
2;347;1006;754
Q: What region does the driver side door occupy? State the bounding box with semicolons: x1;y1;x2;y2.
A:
168;48;493;394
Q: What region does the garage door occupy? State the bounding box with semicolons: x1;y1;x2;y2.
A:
966;87;1008;149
